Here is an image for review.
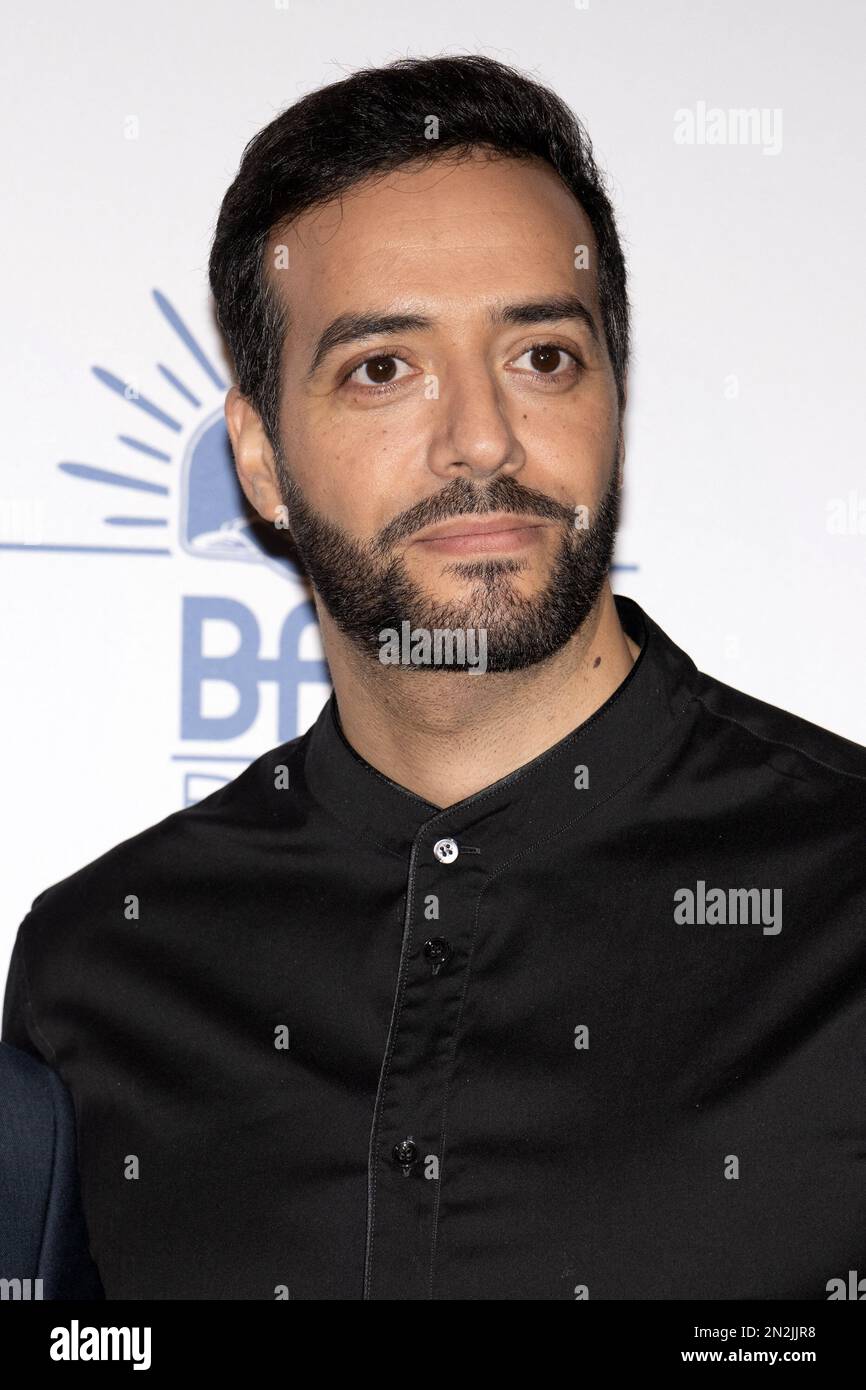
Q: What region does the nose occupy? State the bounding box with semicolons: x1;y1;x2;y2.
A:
425;358;526;483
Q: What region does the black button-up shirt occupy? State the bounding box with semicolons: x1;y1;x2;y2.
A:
3;594;865;1300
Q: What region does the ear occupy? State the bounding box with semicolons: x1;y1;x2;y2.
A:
224;386;284;523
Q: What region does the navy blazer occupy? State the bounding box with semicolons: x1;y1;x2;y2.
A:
0;1042;103;1299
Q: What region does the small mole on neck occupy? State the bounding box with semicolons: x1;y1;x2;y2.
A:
593;656;601;668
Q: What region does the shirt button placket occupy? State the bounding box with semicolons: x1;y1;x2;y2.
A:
365;828;477;1300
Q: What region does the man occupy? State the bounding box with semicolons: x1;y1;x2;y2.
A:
0;1043;104;1300
4;54;865;1301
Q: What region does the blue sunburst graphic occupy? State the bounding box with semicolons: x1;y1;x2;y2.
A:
0;289;302;581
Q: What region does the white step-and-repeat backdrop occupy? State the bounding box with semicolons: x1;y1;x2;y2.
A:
2;0;864;985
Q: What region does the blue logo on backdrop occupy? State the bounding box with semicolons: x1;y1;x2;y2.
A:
2;288;637;805
0;290;329;805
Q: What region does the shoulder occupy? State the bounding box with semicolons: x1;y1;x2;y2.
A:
15;732;308;946
688;668;866;809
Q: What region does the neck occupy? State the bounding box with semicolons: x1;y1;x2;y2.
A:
316;582;639;810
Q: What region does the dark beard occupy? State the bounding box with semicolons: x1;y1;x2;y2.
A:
272;447;621;675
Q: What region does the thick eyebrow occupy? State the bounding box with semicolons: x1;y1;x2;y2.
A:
304;293;600;379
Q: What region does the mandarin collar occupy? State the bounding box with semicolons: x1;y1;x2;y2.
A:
302;594;699;868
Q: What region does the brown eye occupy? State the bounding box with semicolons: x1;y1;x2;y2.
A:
344;354;415;390
510;342;582;381
363;356;398;384
530;345;562;373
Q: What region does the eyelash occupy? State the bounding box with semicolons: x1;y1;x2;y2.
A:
339;340;584;397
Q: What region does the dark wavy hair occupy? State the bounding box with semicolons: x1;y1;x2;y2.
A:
208;54;630;452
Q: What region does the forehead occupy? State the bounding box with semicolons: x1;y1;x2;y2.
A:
266;151;602;331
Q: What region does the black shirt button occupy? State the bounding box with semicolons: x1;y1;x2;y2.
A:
423;937;453;975
392;1139;418;1176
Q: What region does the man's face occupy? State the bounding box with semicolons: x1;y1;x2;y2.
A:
233;150;624;673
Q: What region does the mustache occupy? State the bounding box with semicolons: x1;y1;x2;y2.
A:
372;476;579;556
